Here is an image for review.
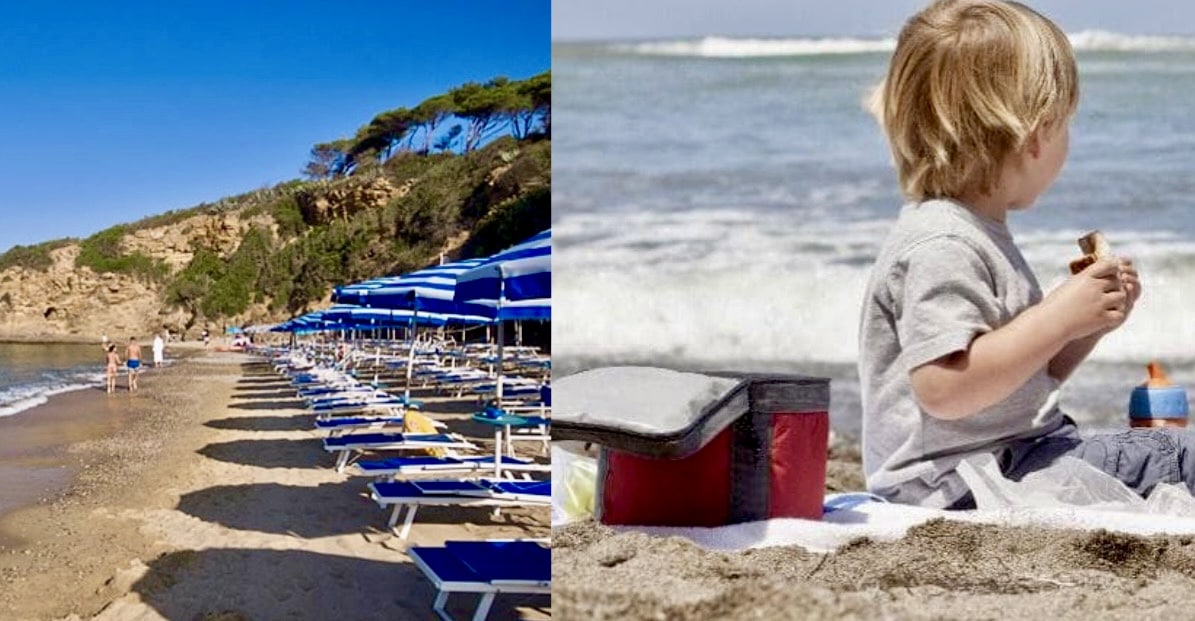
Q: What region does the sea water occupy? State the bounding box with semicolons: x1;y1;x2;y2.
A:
0;342;106;418
553;33;1195;437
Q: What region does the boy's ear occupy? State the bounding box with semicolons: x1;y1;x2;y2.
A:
1025;127;1043;159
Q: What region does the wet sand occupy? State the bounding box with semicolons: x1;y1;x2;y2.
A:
0;380;147;543
552;439;1195;620
0;351;550;620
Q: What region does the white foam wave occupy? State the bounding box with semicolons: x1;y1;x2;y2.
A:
616;36;896;58
556;210;1195;365
614;31;1195;58
0;381;99;418
1069;30;1195;53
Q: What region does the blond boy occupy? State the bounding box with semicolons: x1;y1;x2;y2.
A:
858;0;1166;509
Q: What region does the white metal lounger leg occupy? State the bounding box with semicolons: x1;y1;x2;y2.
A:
432;590;453;621
335;450;351;473
472;592;497;621
398;504;419;539
387;504;405;529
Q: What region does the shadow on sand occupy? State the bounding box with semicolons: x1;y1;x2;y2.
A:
230;389;297;400
131;547;546;620
204;415;316;433
176;482;546;539
198;439;327;470
229;400;303;411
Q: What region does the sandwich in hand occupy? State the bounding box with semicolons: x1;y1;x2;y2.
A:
1068;230;1113;275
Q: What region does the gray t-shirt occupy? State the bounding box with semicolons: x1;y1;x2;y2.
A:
858;199;1066;508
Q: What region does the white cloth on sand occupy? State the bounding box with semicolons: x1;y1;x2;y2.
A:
554;449;1195;553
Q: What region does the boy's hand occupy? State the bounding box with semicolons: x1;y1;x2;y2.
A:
1092;257;1140;337
1118;257;1141;318
1041;258;1127;340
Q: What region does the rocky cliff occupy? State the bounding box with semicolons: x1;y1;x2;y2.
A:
0;244;177;342
0;136;550;343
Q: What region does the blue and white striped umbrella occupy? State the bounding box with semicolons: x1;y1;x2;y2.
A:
454;229;551;320
335;258;491;317
451;230;551;406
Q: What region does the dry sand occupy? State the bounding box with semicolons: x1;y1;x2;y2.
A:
0;351;549;620
553;438;1195;620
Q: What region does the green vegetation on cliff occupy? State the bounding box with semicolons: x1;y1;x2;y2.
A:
0;239;74;273
0;71;551;328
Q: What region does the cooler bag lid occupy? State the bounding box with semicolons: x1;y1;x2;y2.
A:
553;366;830;459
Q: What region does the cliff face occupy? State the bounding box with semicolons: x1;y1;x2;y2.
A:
0;244;179;342
0;137;551;343
0;206;372;342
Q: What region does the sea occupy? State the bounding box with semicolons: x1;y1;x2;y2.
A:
552;32;1195;438
0;342;106;419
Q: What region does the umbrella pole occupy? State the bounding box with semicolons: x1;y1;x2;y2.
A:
496;319;505;407
404;310;418;402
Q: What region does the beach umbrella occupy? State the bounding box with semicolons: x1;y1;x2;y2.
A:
332;259;494;401
454;230;551;405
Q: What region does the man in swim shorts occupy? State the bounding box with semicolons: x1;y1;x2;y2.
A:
126;337;143;392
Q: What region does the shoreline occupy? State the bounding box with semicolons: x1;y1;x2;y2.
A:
0;351;549;619
0;384;137;544
0;348;208;533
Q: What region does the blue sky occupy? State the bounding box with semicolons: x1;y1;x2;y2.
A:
0;0;549;253
554;1;1195;40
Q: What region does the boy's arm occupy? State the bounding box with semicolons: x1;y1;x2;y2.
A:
911;302;1071;419
1047;332;1101;383
1047;257;1141;383
911;259;1126;420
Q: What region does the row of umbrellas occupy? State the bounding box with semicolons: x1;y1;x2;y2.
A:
270;229;550;333
269;229;552;404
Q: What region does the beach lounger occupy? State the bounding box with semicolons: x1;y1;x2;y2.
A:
313;415;444;437
471;407;551;471
308;395;422;418
349;454;549;478
368;479;550;539
323;432;476;472
409;540;550;621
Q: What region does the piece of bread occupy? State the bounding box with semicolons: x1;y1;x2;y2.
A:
1068;230;1112;274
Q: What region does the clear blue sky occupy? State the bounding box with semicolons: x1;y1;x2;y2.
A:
0;0;549;253
554;0;1195;40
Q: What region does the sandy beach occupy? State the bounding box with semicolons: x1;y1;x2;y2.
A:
0;350;550;620
552;439;1195;620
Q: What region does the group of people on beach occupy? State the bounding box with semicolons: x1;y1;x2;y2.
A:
102;333;166;394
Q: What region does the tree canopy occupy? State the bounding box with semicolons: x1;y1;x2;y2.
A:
303;71;550;180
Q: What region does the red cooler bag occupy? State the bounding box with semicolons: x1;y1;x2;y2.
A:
553;367;830;527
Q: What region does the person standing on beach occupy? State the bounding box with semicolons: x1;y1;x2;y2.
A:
104;344;120;394
855;0;1195;511
126;337;143;392
152;333;165;367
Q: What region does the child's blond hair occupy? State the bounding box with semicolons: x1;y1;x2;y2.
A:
870;0;1078;201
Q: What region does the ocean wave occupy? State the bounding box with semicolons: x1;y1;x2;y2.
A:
1069;30;1195;53
613;31;1195;58
614;36;895;58
0;380;100;419
555;211;1195;366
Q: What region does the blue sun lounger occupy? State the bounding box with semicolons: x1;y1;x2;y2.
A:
409;540;550;621
323;432;476;472
349;454;550;478
308;393;421;413
368;479;550;539
313;415;445;437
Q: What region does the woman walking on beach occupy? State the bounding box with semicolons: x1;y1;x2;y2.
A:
104;344;120;394
126;337;142;392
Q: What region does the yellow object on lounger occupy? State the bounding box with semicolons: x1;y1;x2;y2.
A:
404;410;447;457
